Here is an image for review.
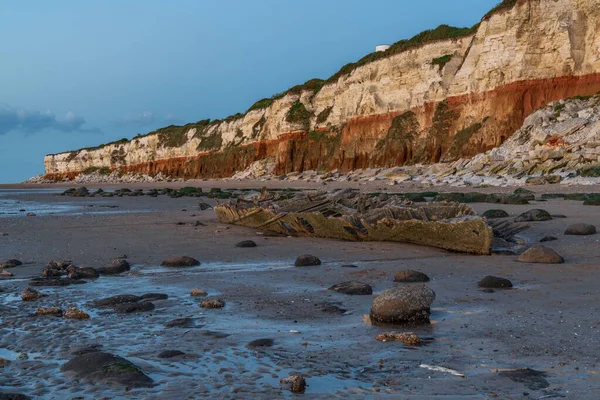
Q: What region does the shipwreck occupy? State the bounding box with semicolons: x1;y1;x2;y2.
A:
214;189;496;255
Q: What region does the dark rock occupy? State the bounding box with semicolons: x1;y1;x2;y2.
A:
551;214;567;218
113;301;155;314
280;375;306;393
67;266;99;280
42;261;71;277
481;209;509;219
328;280;373;295
584;196;600;206
540;236;557;242
61;352;153;387
481;288;495;293
97;259;130;275
70;345;103;356
294;254;321;267
564;223;596;235
29;277;86;287
498;368;549;390
198;202;212;211
370;284;435;325
0;393;31;400
517;245;564;264
165;318;195;328
394;270;430;283
247;338;274;349
235;240;257;248
201;331;230;338
340;264;358;268
0;259;22;269
200;298;225;309
478;276;513;288
21;287;44;301
316;301;347;314
93;294;142;307
514;209;552;222
158;350;185;359
73;187;89;197
161;256;200;267
141;293;168;301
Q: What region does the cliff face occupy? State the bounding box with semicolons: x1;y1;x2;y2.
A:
45;0;600;180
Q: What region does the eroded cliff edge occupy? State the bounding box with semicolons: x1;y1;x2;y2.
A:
44;0;600;180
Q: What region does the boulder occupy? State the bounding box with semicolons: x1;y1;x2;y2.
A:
481;209;509;219
514;209;552;222
294;254;321;267
35;307;63;316
0;393;31;400
160;256;200;267
0;259;22;269
478;276;513;288
370;284;436;324
190;288;208;297
564;223;596;235
517;245;564;263
21;287;44;301
61;352;153;387
280;375;306;394
235;240;257;248
247;338;275;349
97;259;130;275
93;295;142;307
67;266;99;280
200;298;225;309
64;307;90;319
394;270;430;283
113;302;155;314
328;281;373;295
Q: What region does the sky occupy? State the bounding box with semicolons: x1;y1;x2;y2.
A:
0;0;501;183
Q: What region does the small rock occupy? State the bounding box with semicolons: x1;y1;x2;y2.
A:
35;307;63;316
478;276;513;288
200;298;225;309
247;338;274;349
235;240;257;248
294;254;321;267
375;332;422;345
280;375;306;394
564;223;596;235
514;209;552;222
340;264;358;268
113;302;155;313
190;288;208;297
394;270;430;283
517;245;564;264
64;307;90;319
328;281;373;295
0;259;22;269
540;236;557;242
67;266;99;280
481;209;509;219
370;284;435;325
157;350;185;359
161;256;200;267
26;212;36;217
21;287;44;301
97;259;130;275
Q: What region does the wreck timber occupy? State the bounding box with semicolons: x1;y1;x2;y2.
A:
215;201;493;255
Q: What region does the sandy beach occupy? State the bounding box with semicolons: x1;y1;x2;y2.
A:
1;182;599;399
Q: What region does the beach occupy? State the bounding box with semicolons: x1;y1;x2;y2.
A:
1;182;599;399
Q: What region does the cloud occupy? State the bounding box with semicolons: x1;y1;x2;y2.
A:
0;105;100;135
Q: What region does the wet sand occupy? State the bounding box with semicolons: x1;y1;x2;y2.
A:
1;184;599;399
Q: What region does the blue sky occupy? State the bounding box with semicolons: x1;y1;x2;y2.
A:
0;0;500;183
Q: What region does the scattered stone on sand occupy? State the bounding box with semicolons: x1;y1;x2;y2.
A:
0;259;22;269
190;288;208;297
481;209;509;219
165;317;195;328
67;266;100;280
328;281;373;295
21;287;45;301
200;298;225;309
161;256;200;267
280;375;306;394
294;254;321;267
340;264;359;268
477;276;513;288
141;293;168;301
64;307;90;319
394;269;430;283
370;284;436;325
235;240;257;248
498;368;549;390
247;338;274;349
517;245;564;264
93;294;142;307
97;259;131;275
157;350;185;359
514;209;552;222
564;223;596;235
540;236;557;242
61;352;153;387
113;301;155;314
376;332;422;345
35;307;63;316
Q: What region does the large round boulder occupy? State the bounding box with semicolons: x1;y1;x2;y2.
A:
478;276;513;288
369;284;435;324
517;245;564;264
61;352;153;387
294;254;321;267
514;209;552;222
161;256;200;267
564;223;596;236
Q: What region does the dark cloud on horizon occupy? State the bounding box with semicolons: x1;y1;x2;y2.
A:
0;105;101;135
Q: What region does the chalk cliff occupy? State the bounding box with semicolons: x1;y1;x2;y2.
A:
44;0;600;180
